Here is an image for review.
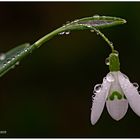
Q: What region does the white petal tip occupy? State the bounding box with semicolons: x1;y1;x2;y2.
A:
118;72;140;116
106;99;128;121
90;77;111;125
91;120;97;125
90;107;101;125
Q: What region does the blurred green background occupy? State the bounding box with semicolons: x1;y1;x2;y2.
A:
0;2;140;138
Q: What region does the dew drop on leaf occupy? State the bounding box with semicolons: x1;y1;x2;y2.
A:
113;50;119;56
59;32;65;35
6;58;11;64
66;21;70;24
90;30;94;32
96;32;99;35
16;61;20;65
65;31;70;35
73;19;79;23
93;14;100;18
11;65;15;69
0;53;6;61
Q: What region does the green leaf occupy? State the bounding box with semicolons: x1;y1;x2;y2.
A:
62;15;126;31
0;15;126;77
0;43;30;77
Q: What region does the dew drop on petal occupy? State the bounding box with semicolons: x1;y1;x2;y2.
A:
105;57;110;65
94;84;102;93
92;94;96;97
122;73;129;80
103;77;107;82
133;82;139;89
0;53;6;61
106;73;115;82
92;91;97;102
92;93;96;100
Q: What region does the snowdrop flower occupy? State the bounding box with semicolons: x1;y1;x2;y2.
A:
91;52;140;125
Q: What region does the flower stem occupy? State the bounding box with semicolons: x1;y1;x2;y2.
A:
34;26;65;48
93;28;114;52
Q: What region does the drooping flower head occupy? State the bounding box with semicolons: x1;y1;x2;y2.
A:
91;51;140;125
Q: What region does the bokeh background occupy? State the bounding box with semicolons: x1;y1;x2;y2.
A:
0;2;140;138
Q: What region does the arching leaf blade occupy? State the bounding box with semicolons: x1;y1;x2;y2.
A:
0;15;127;77
0;43;31;77
62;15;126;31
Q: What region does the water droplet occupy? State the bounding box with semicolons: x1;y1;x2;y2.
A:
96;32;99;35
105;57;110;65
86;25;92;28
106;73;115;82
11;57;15;61
113;50;119;56
65;31;70;35
16;52;21;57
92;94;96;101
62;24;66;27
93;14;100;18
59;32;65;35
90;30;94;32
11;65;15;69
122;73;129;79
92;91;96;101
92;94;96;98
24;49;28;52
110;42;113;46
133;82;139;89
6;58;11;64
0;53;6;61
16;61;20;65
103;77;107;82
73;19;79;23
66;21;70;24
94;84;102;93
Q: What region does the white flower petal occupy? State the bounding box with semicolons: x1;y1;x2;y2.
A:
106;99;128;121
91;78;111;125
118;71;140;116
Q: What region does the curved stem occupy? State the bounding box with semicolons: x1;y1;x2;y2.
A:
93;28;114;52
34;26;65;48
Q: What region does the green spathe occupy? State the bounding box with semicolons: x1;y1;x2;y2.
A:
109;52;120;72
